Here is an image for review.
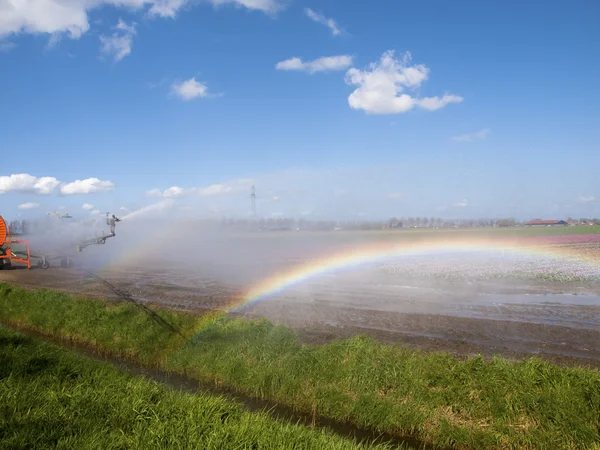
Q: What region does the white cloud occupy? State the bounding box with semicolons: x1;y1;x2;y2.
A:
146;0;189;17
453;199;468;207
0;0;92;39
18;202;40;210
208;0;283;14
146;188;163;198
0;174;60;195
1;174;114;196
163;186;190;198
147;179;252;199
577;195;595;203
60;178;115;195
99;19;136;61
82;203;94;210
451;129;490;142
171;77;209;101
333;188;346;197
119;206;129;211
345;50;463;115
304;8;341;36
90;209;102;215
276;55;353;74
0;0;280;42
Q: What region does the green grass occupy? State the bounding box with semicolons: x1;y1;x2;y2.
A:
0;326;394;450
1;283;600;449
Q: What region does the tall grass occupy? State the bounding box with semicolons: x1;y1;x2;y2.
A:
0;326;393;450
1;282;599;449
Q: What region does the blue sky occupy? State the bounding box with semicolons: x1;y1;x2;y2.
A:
1;0;599;221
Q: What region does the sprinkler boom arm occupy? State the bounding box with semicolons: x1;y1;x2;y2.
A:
76;233;115;252
77;213;121;252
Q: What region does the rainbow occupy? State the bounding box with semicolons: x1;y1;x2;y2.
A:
99;232;600;314
235;237;600;312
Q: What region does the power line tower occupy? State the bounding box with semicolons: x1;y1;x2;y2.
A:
250;185;256;217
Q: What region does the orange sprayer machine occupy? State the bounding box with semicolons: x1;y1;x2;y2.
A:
0;215;31;269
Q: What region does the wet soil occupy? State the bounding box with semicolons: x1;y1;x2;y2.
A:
2;263;599;369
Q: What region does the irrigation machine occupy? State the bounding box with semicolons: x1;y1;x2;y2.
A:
0;213;121;270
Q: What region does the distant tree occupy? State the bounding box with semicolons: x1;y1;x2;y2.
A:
389;217;400;228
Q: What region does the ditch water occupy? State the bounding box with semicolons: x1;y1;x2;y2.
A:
10;325;443;450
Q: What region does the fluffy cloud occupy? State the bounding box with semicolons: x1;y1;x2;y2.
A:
171;77;209;101
0;174;60;194
345;50;463;114
304;8;341;36
147;179;252;199
0;174;113;196
146;188;163;198
276;55;353;74
453;199;469;207
209;0;283;14
146;0;190;17
59;178;115;195
0;0;282;41
18;202;41;210
99;19;136;61
452;129;490;142
82;203;94;210
163;186;190;198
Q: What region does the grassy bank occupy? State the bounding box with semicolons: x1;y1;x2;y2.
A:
1;283;599;449
0;326;394;450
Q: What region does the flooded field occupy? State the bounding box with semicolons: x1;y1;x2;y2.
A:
2;230;600;366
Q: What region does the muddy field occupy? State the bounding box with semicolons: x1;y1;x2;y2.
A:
2;232;600;368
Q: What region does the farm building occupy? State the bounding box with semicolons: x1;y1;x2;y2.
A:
524;219;568;226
